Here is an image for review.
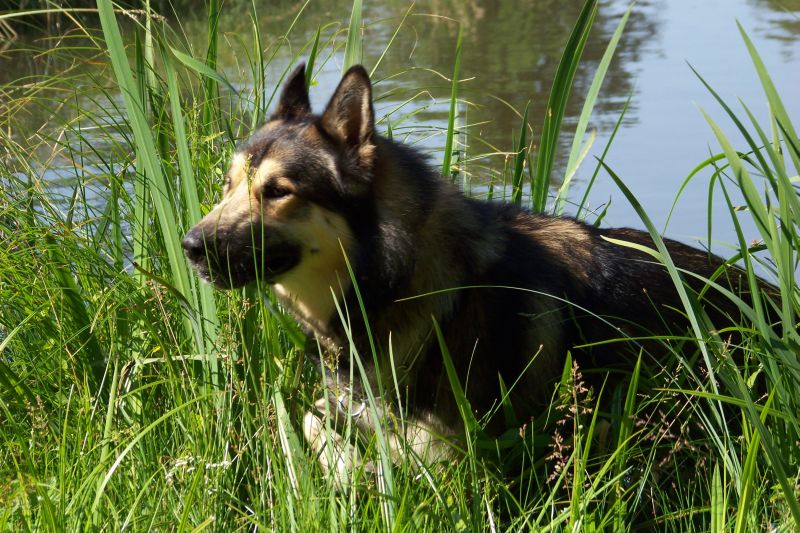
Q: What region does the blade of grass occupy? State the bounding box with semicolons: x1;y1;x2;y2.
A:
334;245;397;523
441;26;463;180
248;0;266;126
202;0;221;134
143;0;156;95
733;388;774;533
431;318;479;436
342;0;363;72
699;110;771;331
599;162;719;391
511;103;530;206
613;353;640;530
577;89;633;220
89;394;212;519
431;317;482;526
0;311;40;406
97;0;200;351
599;161;740;483
46;234;105;390
737;21;800;175
168;45;237;94
532;0;597;212
738;101;798;334
710;463;726;533
161;40;219;347
370;3;414;77
556;3;630;215
305;26;321;90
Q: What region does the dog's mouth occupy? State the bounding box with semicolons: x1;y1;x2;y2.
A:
199;244;302;289
183;227;302;289
263;244;301;282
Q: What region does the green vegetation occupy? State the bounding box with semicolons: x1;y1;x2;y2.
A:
1;1;798;530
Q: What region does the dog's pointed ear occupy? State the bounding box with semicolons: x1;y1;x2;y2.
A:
272;64;310;120
319;65;374;149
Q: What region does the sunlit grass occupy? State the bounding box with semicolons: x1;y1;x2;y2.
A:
0;0;798;530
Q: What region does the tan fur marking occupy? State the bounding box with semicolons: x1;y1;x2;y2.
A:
225;156;285;196
522;218;593;286
201;171;254;230
225;153;251;194
211;155;349;328
262;194;301;222
251;158;283;189
303;398;360;487
209;158;291;225
273;205;354;330
398;414;454;464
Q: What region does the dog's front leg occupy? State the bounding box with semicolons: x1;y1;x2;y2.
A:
304;389;452;488
302;390;406;487
303;397;362;488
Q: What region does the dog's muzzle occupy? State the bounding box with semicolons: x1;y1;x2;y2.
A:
182;225;232;286
181;226;212;265
182;224;301;288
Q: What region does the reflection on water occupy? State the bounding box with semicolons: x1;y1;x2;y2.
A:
2;0;799;248
218;0;661;169
749;0;800;59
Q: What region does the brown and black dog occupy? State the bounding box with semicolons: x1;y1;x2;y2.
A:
183;64;765;481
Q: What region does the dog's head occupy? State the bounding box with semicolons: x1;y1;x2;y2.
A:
182;64;375;290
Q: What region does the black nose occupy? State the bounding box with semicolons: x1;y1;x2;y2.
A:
182;227;208;261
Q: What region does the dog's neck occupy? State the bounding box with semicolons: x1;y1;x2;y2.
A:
317;137;504;377
273;278;347;336
272;203;356;336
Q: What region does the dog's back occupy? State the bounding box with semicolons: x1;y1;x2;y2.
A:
362;181;759;431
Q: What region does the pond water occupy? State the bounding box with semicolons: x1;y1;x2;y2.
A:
5;0;800;259
247;0;800;254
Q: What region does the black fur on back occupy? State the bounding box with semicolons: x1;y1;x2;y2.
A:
318;126;770;433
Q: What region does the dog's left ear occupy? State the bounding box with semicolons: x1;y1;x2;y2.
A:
319;65;374;150
272;64;310;120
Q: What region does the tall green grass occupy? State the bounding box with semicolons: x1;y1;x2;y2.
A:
0;1;798;531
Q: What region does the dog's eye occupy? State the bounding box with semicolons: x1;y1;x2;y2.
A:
260;183;291;199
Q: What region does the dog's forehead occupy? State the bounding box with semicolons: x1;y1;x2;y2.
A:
236;120;314;163
230;120;338;185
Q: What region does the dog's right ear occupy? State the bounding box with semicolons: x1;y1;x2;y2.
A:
272;64;310;120
319;65;374;150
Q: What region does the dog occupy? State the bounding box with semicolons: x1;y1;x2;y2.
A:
182;64;765;482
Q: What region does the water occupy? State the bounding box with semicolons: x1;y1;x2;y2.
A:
246;0;799;252
188;0;798;247
4;0;800;257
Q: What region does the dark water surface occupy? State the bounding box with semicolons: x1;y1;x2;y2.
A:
245;0;800;253
5;0;800;255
